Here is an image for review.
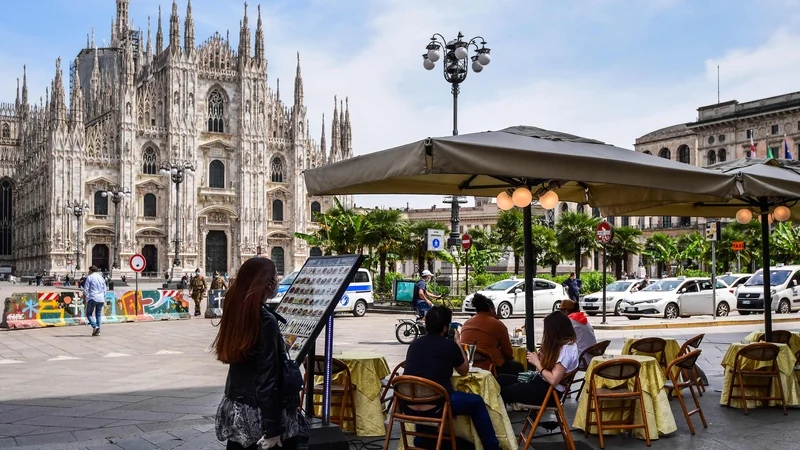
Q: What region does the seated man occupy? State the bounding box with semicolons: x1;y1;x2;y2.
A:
404;306;500;450
461;294;525;376
560;299;597;364
412;270;440;316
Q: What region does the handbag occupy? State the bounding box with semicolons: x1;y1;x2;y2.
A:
267;309;304;410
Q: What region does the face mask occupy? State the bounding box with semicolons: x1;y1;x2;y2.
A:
195;272;200;275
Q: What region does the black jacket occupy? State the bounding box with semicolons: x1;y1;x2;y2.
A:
224;305;286;438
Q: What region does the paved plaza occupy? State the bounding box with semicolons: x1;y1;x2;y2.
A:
0;282;799;449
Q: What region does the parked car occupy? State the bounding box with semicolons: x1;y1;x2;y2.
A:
736;265;800;315
718;273;751;297
462;278;568;319
581;279;652;316
267;268;374;317
620;277;736;320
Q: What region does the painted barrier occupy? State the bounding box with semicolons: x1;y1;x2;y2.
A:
0;290;191;329
207;289;226;318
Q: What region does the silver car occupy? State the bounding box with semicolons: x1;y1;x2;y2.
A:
581;279;651;316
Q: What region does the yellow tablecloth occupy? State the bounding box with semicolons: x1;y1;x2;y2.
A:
314;350;390;437
573;355;677;440
744;331;800;355
513;346;528;368
719;342;800;409
622;337;681;368
397;368;517;450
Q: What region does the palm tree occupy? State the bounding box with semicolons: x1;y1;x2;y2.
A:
643;233;679;276
494;209;523;273
363;209;407;291
405;220;448;275
677;232;709;271
295;197;366;255
725;220;761;272
555;211;601;277
772;221;800;264
514;224;557;277
605;226;643;278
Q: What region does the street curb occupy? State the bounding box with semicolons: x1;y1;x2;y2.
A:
368;306;472;318
593;316;800;330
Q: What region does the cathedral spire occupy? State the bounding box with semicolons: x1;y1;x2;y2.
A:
344;97;352;157
15;78;20;108
254;4;264;63
330;96;341;162
147;16;153;58
169;0;181;54
116;0;129;36
294;52;303;106
184;0;195;53
70;58;84;130
156;6;164;54
90;47;101;117
339;98;345;152
51;57;67;124
320;113;326;155
276;78;280;102
238;2;251;62
21;65;28;107
91;27;95;48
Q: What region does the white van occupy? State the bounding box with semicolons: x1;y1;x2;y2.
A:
736;265;800;314
267;268;374;317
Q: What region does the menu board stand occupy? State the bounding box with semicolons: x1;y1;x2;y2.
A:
322;315;334;426
304;339;316;419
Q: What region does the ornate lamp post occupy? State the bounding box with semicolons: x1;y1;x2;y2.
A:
160;161;195;278
423;32;491;248
65;200;90;272
102;186;131;280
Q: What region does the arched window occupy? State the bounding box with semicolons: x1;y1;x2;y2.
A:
678;145;690;164
643;150;652;155
707;150;716;166
94;191;108;216
143;193;157;217
1;123;9;139
0;179;13;256
142;147;157;174
310;247;322;257
271;157;285;182
561;202;569;213
310;201;321;222
209;159;225;188
272;199;284;222
271;247;285;275
207;90;225;133
659;148;671;159
621;216;630;227
592;207;600;218
718;148;727;162
576;204;585;214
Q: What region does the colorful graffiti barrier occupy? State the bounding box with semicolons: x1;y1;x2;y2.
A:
1;290;191;329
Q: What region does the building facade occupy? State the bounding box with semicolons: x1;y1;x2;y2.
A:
0;0;352;278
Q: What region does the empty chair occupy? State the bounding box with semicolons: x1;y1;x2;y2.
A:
584;359;651;449
757;330;792;345
568;340;611;401
380;361;405;412
725;343;787;415
678;334;706;395
629;337;668;369
300;356;358;429
517;368;578;450
384;375;457;450
664;350;708;435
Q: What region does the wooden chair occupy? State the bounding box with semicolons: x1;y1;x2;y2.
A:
757;330;793;345
664;350;708;435
517;368;578;450
725;343;787;415
678;334;706;395
570;340;611;401
300;356;358;430
384;375;457;450
380;361;405;412
584;359;651;449
472;348;497;376
629;337;668;369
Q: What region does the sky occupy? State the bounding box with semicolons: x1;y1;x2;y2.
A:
3;0;800;209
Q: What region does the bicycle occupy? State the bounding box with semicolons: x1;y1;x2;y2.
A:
394;296;453;345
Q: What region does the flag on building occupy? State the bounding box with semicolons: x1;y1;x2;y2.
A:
750;134;756;157
766;141;774;159
785;135;793;159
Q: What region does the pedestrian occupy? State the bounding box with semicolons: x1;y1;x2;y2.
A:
65;274;71;286
214;258;306;450
180;273;189;290
190;268;207;317
164;270;170;282
82;265;106;337
35;272;42;286
561;272;582;303
211;271;229;290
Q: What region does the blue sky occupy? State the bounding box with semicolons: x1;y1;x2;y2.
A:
3;0;800;209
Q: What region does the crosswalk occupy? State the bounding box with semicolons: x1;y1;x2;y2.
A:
0;350;185;364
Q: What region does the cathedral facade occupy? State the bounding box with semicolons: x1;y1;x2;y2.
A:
0;0;352;278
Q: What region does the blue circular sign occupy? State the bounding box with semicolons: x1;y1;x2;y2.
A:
340;294;350;306
432;238;440;249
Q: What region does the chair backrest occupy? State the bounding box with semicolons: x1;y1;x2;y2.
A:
559;368;579;402
679;334;705;356
593;358;641;381
768;330;792;344
391;375;449;407
666;349;702;375
304;356;351;379
473;348;493;364
381;361;406;404
630;337;667;355
737;343;781;363
581;340;611;361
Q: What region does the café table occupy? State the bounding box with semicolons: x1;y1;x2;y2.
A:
513;345;528;368
622;337;681;369
315;350;390;437
719;342;800;409
744;330;800;354
397;368;517;450
573;354;677;440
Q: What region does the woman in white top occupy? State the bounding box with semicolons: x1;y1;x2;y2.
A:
498;312;579;406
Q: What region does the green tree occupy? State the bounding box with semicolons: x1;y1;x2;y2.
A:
512;224;557;277
555;211;601;277
772;221;800;264
605;226;643;279
494;209;523;273
404;221;448;275
677;232;709;271
362;209;407;291
722;220;761;272
643;233;679;276
294;197;366;255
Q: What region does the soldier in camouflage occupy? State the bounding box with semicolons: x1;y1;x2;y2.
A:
189;268;207;317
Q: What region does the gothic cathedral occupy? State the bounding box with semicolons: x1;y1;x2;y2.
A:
0;0;353;278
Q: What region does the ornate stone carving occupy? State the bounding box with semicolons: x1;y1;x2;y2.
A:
209;212;227;223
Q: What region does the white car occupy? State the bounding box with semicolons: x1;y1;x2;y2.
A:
620;277;737;320
581;279;652;316
462;278;569;319
736;265;800;314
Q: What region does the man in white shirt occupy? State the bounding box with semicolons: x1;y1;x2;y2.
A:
82;265;107;336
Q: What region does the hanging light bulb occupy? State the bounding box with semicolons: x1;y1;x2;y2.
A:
539;190;559;210
496;192;514;210
758;213;774;224
735;208;752;224
512;187;532;208
773;205;791;222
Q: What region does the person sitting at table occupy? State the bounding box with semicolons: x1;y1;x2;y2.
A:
461;294;525;376
404;305;501;450
560;299;597;365
497;312;579;406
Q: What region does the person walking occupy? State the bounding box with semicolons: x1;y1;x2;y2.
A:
214;258;305;450
211;271;229;290
561;272;582;303
82;265;107;337
190;268;207;317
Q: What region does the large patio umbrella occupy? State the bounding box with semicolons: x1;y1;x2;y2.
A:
605;158;800;341
304;125;736;350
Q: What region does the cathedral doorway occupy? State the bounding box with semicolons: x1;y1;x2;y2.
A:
142;245;158;276
92;244;110;272
205;231;227;276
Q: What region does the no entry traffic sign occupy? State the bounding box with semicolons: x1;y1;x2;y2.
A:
596;221;614;245
129;254;146;273
462;233;472;250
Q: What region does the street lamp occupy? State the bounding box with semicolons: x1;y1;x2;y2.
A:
101;186;131;280
423;31;492;247
65;200;90;272
160;161;195;277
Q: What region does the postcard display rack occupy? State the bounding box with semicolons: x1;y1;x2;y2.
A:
275;254;364;429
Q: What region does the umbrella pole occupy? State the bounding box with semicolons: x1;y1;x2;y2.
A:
523;205;535;352
760;202;772;342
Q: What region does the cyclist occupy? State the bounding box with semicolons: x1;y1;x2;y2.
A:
413;270;441;317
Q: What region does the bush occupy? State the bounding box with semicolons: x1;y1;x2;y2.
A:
470;272;514;291
373;271;406;293
682;269;710;278
579;271;616;295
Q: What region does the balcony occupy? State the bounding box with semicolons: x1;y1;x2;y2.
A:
198;187;237;204
137;216;164;227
